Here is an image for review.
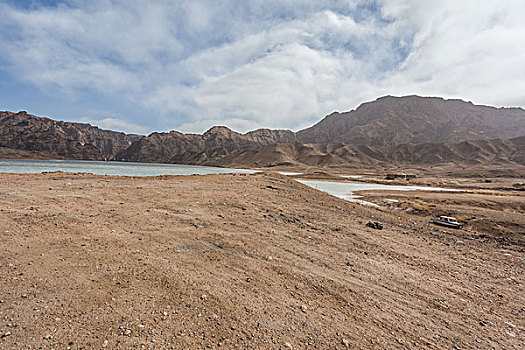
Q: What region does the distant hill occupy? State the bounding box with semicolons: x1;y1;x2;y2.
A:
2;96;525;170
115;126;296;163
297;95;525;146
214;136;525;169
0;111;141;160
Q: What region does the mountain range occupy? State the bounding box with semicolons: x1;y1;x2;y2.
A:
2;95;525;170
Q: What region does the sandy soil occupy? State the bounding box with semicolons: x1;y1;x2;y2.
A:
0;172;523;349
357;189;525;250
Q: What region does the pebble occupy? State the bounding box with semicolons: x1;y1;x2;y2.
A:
102;339;109;347
284;342;293;349
43;334;53;340
300;305;307;313
124;329;132;336
341;338;350;347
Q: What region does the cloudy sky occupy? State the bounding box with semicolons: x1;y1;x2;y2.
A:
1;0;524;134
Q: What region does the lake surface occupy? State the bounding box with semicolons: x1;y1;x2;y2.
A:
297;179;462;206
1;159;460;207
0;159;256;177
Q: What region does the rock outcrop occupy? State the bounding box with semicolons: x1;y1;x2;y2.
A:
215;136;525;169
115;126;296;163
2;96;525;169
0;111;141;160
297;95;525;147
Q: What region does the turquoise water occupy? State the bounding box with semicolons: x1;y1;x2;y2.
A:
297;179;462;206
0;159;461;207
0;159;256;176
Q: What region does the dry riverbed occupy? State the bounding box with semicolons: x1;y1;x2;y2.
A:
0;172;523;349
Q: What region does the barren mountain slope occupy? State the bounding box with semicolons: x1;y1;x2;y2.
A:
0;111;141;160
215;136;525;170
297;96;525;146
115;126;296;163
3;95;525;168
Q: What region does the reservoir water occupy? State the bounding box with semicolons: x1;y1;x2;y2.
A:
297;179;462;206
0;159;256;177
1;159;460;206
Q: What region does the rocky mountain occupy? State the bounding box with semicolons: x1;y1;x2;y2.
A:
215;136;525;169
115;126;296;163
0;111;141;160
2;96;525;169
297;95;525;147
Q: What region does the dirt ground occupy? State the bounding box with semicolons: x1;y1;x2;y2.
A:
0;172;523;349
357;189;525;250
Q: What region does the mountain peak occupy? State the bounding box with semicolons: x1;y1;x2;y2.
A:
204;125;234;135
297;95;525;146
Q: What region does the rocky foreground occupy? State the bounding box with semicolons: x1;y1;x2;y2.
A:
0;172;523;349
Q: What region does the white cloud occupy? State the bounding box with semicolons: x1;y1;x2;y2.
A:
1;0;524;134
379;0;525;106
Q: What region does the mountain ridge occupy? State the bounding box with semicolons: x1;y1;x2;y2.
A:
296;95;525;146
2;95;525;169
0;111;142;160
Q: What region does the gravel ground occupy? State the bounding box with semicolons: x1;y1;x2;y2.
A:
0;172;523;349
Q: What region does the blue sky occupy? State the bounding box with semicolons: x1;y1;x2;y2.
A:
1;0;524;134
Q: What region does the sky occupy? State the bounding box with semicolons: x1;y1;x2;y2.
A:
1;0;524;135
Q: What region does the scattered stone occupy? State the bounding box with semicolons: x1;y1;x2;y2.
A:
345;262;353;267
43;334;53;340
300;305;307;313
124;329;132;336
102;339;109;347
341;338;351;347
283;342;293;349
1;331;11;338
366;221;383;230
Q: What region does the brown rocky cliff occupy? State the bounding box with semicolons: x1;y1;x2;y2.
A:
115;126;296;163
216;136;525;169
0;111;142;160
297;95;525;146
